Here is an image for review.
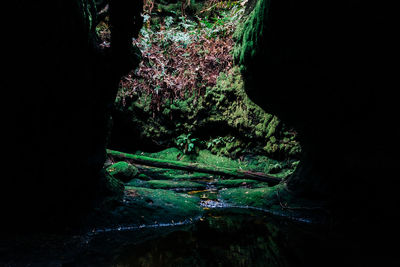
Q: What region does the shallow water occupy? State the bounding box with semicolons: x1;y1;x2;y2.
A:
0;183;395;266
99;208;363;267
0;205;393;267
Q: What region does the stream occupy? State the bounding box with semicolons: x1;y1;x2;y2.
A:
0;182;376;267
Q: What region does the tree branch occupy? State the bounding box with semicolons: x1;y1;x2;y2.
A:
107;149;281;185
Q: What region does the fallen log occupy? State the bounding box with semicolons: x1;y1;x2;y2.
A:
107;149;282;185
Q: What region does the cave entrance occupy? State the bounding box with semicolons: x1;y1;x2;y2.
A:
97;0;301;212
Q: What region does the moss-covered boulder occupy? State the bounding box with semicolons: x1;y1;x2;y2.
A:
107;161;139;182
94;187;203;227
99;171;125;205
219;186;278;208
213;179;266;189
218;184;326;222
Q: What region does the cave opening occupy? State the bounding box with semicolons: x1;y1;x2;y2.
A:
103;0;302;184
98;0;306;224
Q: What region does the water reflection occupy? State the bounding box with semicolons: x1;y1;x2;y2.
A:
113;208;362;267
1;206;390;266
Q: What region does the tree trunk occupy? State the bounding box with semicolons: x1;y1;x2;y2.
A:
107;149;282;185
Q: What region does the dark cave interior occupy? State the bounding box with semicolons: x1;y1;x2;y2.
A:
1;0;398;266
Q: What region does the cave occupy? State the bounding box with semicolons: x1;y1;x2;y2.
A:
1;0;398;266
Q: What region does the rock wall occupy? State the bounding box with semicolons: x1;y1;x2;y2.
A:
111;67;301;159
234;0;397;217
2;0;142;230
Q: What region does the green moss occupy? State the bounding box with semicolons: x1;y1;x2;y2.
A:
196;150;241;169
134;165;211;181
137;147;182;161
107;161;138;182
214;179;266;189
159;170;211;180
157;3;182;15
97;171;125;208
112;0;300;167
114;67;300;160
138;173;150;180
136;147;241;169
130;148;295;178
200;68;298;159
264;141;278;154
117;187;203;224
125;179;205;190
147;180;206;189
233;0;267;72
218;184;324;221
219;186;278;208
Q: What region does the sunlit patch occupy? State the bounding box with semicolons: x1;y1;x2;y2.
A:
188;189;208;195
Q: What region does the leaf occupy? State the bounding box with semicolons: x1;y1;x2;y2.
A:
188;143;194;152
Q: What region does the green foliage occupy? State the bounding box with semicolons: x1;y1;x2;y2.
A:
199;3;244;38
175;134;200;155
139;6;244;48
119;8;238;108
214;179;265;189
139;15;198;49
132;147;297;178
206;136;235;150
206;136;224;149
116;66;301;160
219;186;277;208
114;0;301;162
143;180;205;190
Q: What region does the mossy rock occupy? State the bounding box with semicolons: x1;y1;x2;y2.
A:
218;184;325;221
147;180;206;190
113;67;301;161
107;161;138;182
116;187;203;225
213;179;267;189
96;171;125;208
138;173;150;180
219;186;278;208
125;179;206;190
90;186;204;229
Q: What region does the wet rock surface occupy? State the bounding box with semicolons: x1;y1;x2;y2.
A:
0;205;390;267
0;146;395;266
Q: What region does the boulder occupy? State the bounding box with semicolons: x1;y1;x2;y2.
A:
107;162;139;182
